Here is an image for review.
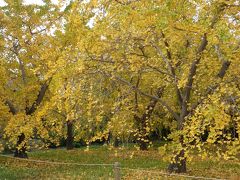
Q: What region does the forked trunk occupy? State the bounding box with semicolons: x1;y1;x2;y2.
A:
14;133;28;158
66;121;74;150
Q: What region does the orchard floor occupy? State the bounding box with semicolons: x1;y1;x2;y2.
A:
0;145;239;180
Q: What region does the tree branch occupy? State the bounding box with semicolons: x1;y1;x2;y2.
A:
184;33;208;104
134;72;141;112
5;100;17;115
26;78;52;115
184;4;227;105
151;35;183;106
189;48;231;115
100;71;180;121
114;0;140;5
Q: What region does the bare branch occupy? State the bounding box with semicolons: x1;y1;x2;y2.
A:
100;71;180;121
146;64;175;79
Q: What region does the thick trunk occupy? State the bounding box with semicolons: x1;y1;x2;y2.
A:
139;140;148;151
66;121;74;150
168;134;186;173
168;108;187;173
168;148;187;173
5;80;51;158
134;115;150;151
14;133;28;158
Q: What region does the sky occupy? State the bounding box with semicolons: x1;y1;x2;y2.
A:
0;0;58;6
0;0;95;28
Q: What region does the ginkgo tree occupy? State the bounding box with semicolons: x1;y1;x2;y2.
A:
33;0;121;150
0;0;65;157
85;0;240;173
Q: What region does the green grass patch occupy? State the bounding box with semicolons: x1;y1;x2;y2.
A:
0;145;239;179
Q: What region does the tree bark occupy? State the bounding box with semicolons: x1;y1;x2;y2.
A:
135;87;165;150
14;133;28;158
139;138;148;150
66;121;74;150
113;137;120;148
168;147;186;173
4;101;28;158
12;81;51;158
134;115;149;151
167;130;187;173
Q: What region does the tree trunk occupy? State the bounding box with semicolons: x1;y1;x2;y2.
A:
168;132;186;173
113;137;120;148
139;139;148;151
168;148;187;173
134;115;150;151
135;87;165;151
14;133;28;158
66;121;74;150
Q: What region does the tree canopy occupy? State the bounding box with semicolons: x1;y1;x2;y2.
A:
0;0;239;173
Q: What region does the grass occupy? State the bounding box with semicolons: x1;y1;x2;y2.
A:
0;145;239;179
